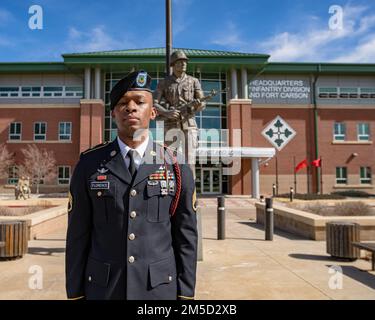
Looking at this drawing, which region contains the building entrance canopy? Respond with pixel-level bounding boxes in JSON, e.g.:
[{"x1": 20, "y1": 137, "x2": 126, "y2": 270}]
[{"x1": 197, "y1": 147, "x2": 275, "y2": 198}]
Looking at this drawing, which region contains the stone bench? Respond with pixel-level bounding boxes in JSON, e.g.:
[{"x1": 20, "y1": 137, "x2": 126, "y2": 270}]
[{"x1": 352, "y1": 242, "x2": 375, "y2": 271}]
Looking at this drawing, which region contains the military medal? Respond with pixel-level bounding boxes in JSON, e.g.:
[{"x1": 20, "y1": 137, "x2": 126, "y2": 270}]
[
  {"x1": 160, "y1": 180, "x2": 168, "y2": 196},
  {"x1": 168, "y1": 180, "x2": 175, "y2": 193},
  {"x1": 96, "y1": 175, "x2": 107, "y2": 181},
  {"x1": 147, "y1": 180, "x2": 159, "y2": 186}
]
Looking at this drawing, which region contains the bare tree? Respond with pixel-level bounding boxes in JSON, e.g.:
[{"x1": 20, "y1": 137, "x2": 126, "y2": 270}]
[
  {"x1": 20, "y1": 144, "x2": 57, "y2": 194},
  {"x1": 0, "y1": 143, "x2": 14, "y2": 179}
]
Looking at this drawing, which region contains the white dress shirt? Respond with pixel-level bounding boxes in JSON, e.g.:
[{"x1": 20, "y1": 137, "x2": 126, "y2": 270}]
[{"x1": 117, "y1": 135, "x2": 149, "y2": 170}]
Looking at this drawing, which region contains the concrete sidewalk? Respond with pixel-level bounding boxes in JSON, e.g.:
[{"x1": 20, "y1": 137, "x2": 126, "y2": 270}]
[{"x1": 0, "y1": 201, "x2": 374, "y2": 300}]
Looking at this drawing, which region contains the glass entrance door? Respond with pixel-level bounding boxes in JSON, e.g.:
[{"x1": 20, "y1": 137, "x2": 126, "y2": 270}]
[{"x1": 200, "y1": 168, "x2": 222, "y2": 194}]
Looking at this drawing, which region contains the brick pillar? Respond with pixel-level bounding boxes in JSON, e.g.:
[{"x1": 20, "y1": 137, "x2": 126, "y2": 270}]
[
  {"x1": 227, "y1": 99, "x2": 252, "y2": 195},
  {"x1": 79, "y1": 99, "x2": 104, "y2": 153}
]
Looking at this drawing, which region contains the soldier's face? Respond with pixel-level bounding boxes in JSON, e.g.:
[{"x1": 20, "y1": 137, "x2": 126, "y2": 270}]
[
  {"x1": 173, "y1": 60, "x2": 187, "y2": 73},
  {"x1": 112, "y1": 91, "x2": 156, "y2": 138}
]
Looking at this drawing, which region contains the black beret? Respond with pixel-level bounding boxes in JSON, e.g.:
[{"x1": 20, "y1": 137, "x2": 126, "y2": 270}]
[{"x1": 110, "y1": 70, "x2": 152, "y2": 110}]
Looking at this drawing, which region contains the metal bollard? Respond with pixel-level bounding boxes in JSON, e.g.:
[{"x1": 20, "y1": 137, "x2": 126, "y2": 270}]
[
  {"x1": 265, "y1": 197, "x2": 274, "y2": 241},
  {"x1": 272, "y1": 184, "x2": 276, "y2": 197},
  {"x1": 290, "y1": 187, "x2": 294, "y2": 202},
  {"x1": 217, "y1": 196, "x2": 225, "y2": 240}
]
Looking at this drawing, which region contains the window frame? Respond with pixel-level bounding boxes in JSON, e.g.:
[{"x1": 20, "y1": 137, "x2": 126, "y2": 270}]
[
  {"x1": 7, "y1": 166, "x2": 19, "y2": 185},
  {"x1": 333, "y1": 122, "x2": 346, "y2": 141},
  {"x1": 357, "y1": 123, "x2": 370, "y2": 141},
  {"x1": 58, "y1": 166, "x2": 71, "y2": 185},
  {"x1": 360, "y1": 167, "x2": 372, "y2": 184},
  {"x1": 34, "y1": 121, "x2": 47, "y2": 141},
  {"x1": 336, "y1": 167, "x2": 348, "y2": 184},
  {"x1": 58, "y1": 122, "x2": 72, "y2": 141},
  {"x1": 9, "y1": 122, "x2": 22, "y2": 140}
]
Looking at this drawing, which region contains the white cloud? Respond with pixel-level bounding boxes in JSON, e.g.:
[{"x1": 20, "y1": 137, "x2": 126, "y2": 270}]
[
  {"x1": 210, "y1": 21, "x2": 248, "y2": 49},
  {"x1": 209, "y1": 3, "x2": 375, "y2": 62},
  {"x1": 259, "y1": 4, "x2": 375, "y2": 62},
  {"x1": 65, "y1": 26, "x2": 135, "y2": 53},
  {"x1": 332, "y1": 34, "x2": 375, "y2": 62},
  {"x1": 171, "y1": 0, "x2": 194, "y2": 36}
]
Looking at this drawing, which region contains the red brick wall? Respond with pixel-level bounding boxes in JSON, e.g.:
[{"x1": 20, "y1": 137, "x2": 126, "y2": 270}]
[
  {"x1": 317, "y1": 109, "x2": 375, "y2": 191},
  {"x1": 0, "y1": 107, "x2": 81, "y2": 168},
  {"x1": 0, "y1": 100, "x2": 104, "y2": 189}
]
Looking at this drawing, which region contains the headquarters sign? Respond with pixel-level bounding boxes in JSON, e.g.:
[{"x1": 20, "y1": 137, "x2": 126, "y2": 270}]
[{"x1": 249, "y1": 78, "x2": 311, "y2": 104}]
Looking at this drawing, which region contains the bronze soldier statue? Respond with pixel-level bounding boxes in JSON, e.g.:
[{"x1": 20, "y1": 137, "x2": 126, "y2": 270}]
[{"x1": 154, "y1": 50, "x2": 215, "y2": 178}]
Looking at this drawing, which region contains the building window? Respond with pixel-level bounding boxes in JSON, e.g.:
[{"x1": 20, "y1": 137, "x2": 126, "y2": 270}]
[
  {"x1": 59, "y1": 122, "x2": 72, "y2": 140},
  {"x1": 8, "y1": 166, "x2": 19, "y2": 185},
  {"x1": 318, "y1": 87, "x2": 338, "y2": 99},
  {"x1": 43, "y1": 86, "x2": 63, "y2": 97},
  {"x1": 0, "y1": 86, "x2": 19, "y2": 97},
  {"x1": 360, "y1": 167, "x2": 372, "y2": 184},
  {"x1": 360, "y1": 88, "x2": 375, "y2": 99},
  {"x1": 339, "y1": 87, "x2": 358, "y2": 99},
  {"x1": 334, "y1": 122, "x2": 346, "y2": 141},
  {"x1": 65, "y1": 86, "x2": 83, "y2": 97},
  {"x1": 34, "y1": 122, "x2": 47, "y2": 140},
  {"x1": 357, "y1": 123, "x2": 370, "y2": 141},
  {"x1": 58, "y1": 166, "x2": 70, "y2": 185},
  {"x1": 9, "y1": 122, "x2": 22, "y2": 140},
  {"x1": 336, "y1": 167, "x2": 347, "y2": 184},
  {"x1": 21, "y1": 86, "x2": 41, "y2": 97}
]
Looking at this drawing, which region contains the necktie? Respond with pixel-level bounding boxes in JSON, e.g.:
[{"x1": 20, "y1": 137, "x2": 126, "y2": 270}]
[{"x1": 127, "y1": 149, "x2": 137, "y2": 177}]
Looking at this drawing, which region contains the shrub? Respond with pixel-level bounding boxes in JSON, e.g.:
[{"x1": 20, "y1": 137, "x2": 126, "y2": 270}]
[
  {"x1": 333, "y1": 201, "x2": 373, "y2": 216},
  {"x1": 332, "y1": 190, "x2": 374, "y2": 198},
  {"x1": 0, "y1": 206, "x2": 13, "y2": 216},
  {"x1": 277, "y1": 193, "x2": 345, "y2": 200}
]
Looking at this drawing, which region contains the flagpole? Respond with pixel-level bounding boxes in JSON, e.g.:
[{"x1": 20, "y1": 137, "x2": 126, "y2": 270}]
[
  {"x1": 293, "y1": 156, "x2": 297, "y2": 194},
  {"x1": 307, "y1": 160, "x2": 310, "y2": 194},
  {"x1": 166, "y1": 0, "x2": 172, "y2": 76},
  {"x1": 275, "y1": 155, "x2": 279, "y2": 196},
  {"x1": 320, "y1": 157, "x2": 323, "y2": 194}
]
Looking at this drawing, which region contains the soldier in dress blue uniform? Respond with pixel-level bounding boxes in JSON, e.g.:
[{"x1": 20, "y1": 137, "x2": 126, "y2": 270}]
[{"x1": 65, "y1": 70, "x2": 198, "y2": 300}]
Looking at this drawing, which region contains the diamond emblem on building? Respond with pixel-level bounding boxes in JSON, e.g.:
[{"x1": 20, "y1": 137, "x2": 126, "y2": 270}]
[{"x1": 261, "y1": 116, "x2": 296, "y2": 151}]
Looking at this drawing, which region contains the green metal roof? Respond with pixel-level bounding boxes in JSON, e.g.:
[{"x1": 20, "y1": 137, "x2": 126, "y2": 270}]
[
  {"x1": 264, "y1": 62, "x2": 375, "y2": 74},
  {"x1": 0, "y1": 62, "x2": 67, "y2": 73},
  {"x1": 62, "y1": 47, "x2": 268, "y2": 58},
  {"x1": 1, "y1": 48, "x2": 374, "y2": 75},
  {"x1": 62, "y1": 47, "x2": 270, "y2": 73}
]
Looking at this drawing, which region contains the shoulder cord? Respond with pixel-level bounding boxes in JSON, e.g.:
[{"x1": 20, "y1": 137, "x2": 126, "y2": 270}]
[{"x1": 163, "y1": 146, "x2": 182, "y2": 217}]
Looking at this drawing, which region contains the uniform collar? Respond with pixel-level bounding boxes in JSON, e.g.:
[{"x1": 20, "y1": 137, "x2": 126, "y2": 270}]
[
  {"x1": 117, "y1": 135, "x2": 149, "y2": 160},
  {"x1": 171, "y1": 73, "x2": 187, "y2": 83}
]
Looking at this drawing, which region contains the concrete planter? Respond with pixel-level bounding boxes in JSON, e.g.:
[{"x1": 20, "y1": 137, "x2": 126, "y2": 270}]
[
  {"x1": 0, "y1": 199, "x2": 68, "y2": 240},
  {"x1": 255, "y1": 202, "x2": 375, "y2": 240}
]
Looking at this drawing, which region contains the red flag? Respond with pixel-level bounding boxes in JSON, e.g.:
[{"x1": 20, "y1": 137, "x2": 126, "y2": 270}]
[
  {"x1": 295, "y1": 159, "x2": 308, "y2": 172},
  {"x1": 311, "y1": 158, "x2": 321, "y2": 167}
]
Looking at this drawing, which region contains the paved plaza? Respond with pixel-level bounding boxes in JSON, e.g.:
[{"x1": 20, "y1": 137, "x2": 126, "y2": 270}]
[{"x1": 0, "y1": 197, "x2": 374, "y2": 300}]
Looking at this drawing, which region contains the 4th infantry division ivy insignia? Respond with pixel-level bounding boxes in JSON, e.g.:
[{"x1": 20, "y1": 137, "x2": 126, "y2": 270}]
[{"x1": 68, "y1": 191, "x2": 73, "y2": 213}]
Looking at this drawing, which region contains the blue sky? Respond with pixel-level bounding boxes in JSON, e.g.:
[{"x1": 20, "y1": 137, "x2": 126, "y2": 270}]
[{"x1": 0, "y1": 0, "x2": 375, "y2": 62}]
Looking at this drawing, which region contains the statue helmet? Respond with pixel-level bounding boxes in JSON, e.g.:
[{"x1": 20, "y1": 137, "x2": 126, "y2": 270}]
[{"x1": 170, "y1": 50, "x2": 189, "y2": 66}]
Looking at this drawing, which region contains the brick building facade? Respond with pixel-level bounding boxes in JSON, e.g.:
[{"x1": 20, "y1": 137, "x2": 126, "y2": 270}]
[{"x1": 0, "y1": 48, "x2": 374, "y2": 196}]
